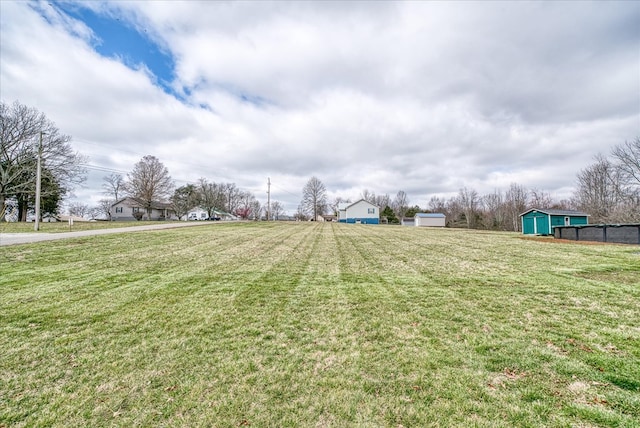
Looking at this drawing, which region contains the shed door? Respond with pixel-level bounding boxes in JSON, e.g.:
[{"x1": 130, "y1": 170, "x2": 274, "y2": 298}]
[
  {"x1": 535, "y1": 215, "x2": 549, "y2": 235},
  {"x1": 523, "y1": 217, "x2": 535, "y2": 234}
]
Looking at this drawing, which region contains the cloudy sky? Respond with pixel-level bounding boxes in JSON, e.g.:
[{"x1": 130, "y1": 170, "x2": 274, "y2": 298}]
[{"x1": 1, "y1": 1, "x2": 639, "y2": 213}]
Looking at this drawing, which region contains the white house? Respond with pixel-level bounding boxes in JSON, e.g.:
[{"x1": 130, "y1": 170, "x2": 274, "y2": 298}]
[
  {"x1": 110, "y1": 197, "x2": 178, "y2": 221},
  {"x1": 415, "y1": 213, "x2": 446, "y2": 227},
  {"x1": 187, "y1": 207, "x2": 209, "y2": 221},
  {"x1": 338, "y1": 199, "x2": 380, "y2": 224},
  {"x1": 187, "y1": 207, "x2": 236, "y2": 221}
]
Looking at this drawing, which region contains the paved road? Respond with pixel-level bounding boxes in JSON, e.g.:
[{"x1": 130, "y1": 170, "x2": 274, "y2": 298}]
[{"x1": 0, "y1": 221, "x2": 216, "y2": 246}]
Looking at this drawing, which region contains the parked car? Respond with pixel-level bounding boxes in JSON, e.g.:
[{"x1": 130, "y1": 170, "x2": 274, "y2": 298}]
[{"x1": 209, "y1": 216, "x2": 221, "y2": 221}]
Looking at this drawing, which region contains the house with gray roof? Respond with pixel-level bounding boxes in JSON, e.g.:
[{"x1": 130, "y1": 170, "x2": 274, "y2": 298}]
[{"x1": 520, "y1": 208, "x2": 589, "y2": 235}]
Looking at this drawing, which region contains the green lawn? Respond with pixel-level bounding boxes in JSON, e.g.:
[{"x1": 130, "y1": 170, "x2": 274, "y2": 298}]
[
  {"x1": 0, "y1": 220, "x2": 177, "y2": 234},
  {"x1": 1, "y1": 222, "x2": 638, "y2": 427}
]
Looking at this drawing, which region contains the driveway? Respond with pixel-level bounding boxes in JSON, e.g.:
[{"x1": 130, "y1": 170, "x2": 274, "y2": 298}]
[{"x1": 0, "y1": 221, "x2": 216, "y2": 247}]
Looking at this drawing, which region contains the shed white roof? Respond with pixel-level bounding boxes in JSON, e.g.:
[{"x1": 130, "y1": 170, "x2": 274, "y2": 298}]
[
  {"x1": 520, "y1": 208, "x2": 589, "y2": 217},
  {"x1": 415, "y1": 213, "x2": 445, "y2": 218}
]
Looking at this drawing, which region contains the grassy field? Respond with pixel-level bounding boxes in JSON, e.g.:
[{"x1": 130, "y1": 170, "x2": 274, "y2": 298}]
[
  {"x1": 0, "y1": 220, "x2": 178, "y2": 234},
  {"x1": 0, "y1": 222, "x2": 638, "y2": 427}
]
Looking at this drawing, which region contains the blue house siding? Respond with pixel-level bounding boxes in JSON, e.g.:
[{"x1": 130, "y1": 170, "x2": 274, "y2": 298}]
[{"x1": 340, "y1": 218, "x2": 380, "y2": 224}]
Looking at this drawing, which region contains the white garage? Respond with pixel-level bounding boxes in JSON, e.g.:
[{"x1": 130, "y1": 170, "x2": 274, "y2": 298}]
[{"x1": 415, "y1": 213, "x2": 446, "y2": 227}]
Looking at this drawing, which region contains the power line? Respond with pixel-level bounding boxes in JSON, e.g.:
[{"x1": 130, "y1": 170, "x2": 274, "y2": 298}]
[
  {"x1": 271, "y1": 183, "x2": 299, "y2": 198},
  {"x1": 80, "y1": 163, "x2": 128, "y2": 174}
]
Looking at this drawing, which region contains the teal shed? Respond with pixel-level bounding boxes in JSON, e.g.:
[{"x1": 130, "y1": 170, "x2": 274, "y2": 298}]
[{"x1": 520, "y1": 209, "x2": 589, "y2": 235}]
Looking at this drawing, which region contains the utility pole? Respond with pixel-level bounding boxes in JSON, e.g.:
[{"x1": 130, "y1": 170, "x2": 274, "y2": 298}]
[
  {"x1": 267, "y1": 177, "x2": 271, "y2": 221},
  {"x1": 34, "y1": 131, "x2": 44, "y2": 231}
]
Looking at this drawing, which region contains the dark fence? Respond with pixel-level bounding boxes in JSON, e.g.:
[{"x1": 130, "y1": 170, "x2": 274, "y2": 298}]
[{"x1": 554, "y1": 224, "x2": 640, "y2": 245}]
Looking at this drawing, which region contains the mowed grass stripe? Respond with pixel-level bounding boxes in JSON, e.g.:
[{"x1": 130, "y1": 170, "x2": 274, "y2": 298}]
[{"x1": 0, "y1": 222, "x2": 638, "y2": 427}]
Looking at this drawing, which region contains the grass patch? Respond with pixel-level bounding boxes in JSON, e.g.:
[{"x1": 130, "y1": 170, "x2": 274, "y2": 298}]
[
  {"x1": 0, "y1": 220, "x2": 179, "y2": 234},
  {"x1": 1, "y1": 223, "x2": 638, "y2": 427}
]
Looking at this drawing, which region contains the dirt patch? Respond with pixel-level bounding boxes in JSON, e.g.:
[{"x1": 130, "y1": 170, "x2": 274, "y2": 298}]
[{"x1": 568, "y1": 381, "x2": 590, "y2": 393}]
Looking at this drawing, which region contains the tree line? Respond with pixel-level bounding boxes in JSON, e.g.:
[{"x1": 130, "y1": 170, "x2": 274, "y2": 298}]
[
  {"x1": 298, "y1": 176, "x2": 538, "y2": 230},
  {"x1": 0, "y1": 101, "x2": 273, "y2": 222},
  {"x1": 96, "y1": 156, "x2": 277, "y2": 221}
]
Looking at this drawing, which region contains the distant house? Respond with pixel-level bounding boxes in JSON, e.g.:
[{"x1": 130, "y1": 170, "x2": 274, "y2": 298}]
[
  {"x1": 187, "y1": 207, "x2": 235, "y2": 221},
  {"x1": 58, "y1": 215, "x2": 88, "y2": 223},
  {"x1": 215, "y1": 210, "x2": 236, "y2": 221},
  {"x1": 187, "y1": 207, "x2": 209, "y2": 221},
  {"x1": 415, "y1": 213, "x2": 446, "y2": 227},
  {"x1": 338, "y1": 199, "x2": 380, "y2": 224},
  {"x1": 110, "y1": 197, "x2": 177, "y2": 221},
  {"x1": 520, "y1": 208, "x2": 589, "y2": 235}
]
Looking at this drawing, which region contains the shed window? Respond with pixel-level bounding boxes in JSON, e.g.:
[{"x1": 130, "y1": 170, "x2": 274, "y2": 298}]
[
  {"x1": 367, "y1": 208, "x2": 375, "y2": 214},
  {"x1": 132, "y1": 207, "x2": 140, "y2": 213},
  {"x1": 115, "y1": 207, "x2": 123, "y2": 213}
]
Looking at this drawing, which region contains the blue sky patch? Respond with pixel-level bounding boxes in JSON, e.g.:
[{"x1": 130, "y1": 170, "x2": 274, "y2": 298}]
[{"x1": 50, "y1": 2, "x2": 177, "y2": 96}]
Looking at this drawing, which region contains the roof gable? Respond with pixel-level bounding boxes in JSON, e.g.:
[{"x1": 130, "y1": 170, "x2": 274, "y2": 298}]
[{"x1": 346, "y1": 199, "x2": 379, "y2": 210}]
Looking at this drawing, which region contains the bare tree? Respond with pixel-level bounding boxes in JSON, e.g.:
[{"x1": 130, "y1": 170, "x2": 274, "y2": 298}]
[
  {"x1": 295, "y1": 204, "x2": 309, "y2": 221},
  {"x1": 374, "y1": 193, "x2": 390, "y2": 211},
  {"x1": 458, "y1": 187, "x2": 479, "y2": 228},
  {"x1": 573, "y1": 154, "x2": 625, "y2": 222},
  {"x1": 88, "y1": 206, "x2": 102, "y2": 220},
  {"x1": 68, "y1": 202, "x2": 90, "y2": 218},
  {"x1": 392, "y1": 190, "x2": 409, "y2": 220},
  {"x1": 250, "y1": 199, "x2": 262, "y2": 221},
  {"x1": 360, "y1": 189, "x2": 375, "y2": 204},
  {"x1": 551, "y1": 199, "x2": 575, "y2": 210},
  {"x1": 505, "y1": 183, "x2": 528, "y2": 232},
  {"x1": 198, "y1": 178, "x2": 227, "y2": 218},
  {"x1": 222, "y1": 182, "x2": 242, "y2": 214},
  {"x1": 446, "y1": 196, "x2": 463, "y2": 227},
  {"x1": 232, "y1": 191, "x2": 255, "y2": 219},
  {"x1": 0, "y1": 100, "x2": 86, "y2": 221},
  {"x1": 301, "y1": 176, "x2": 327, "y2": 220},
  {"x1": 270, "y1": 201, "x2": 285, "y2": 220},
  {"x1": 529, "y1": 188, "x2": 553, "y2": 209},
  {"x1": 428, "y1": 196, "x2": 447, "y2": 213},
  {"x1": 125, "y1": 155, "x2": 173, "y2": 219},
  {"x1": 612, "y1": 137, "x2": 640, "y2": 187},
  {"x1": 102, "y1": 173, "x2": 125, "y2": 201},
  {"x1": 96, "y1": 198, "x2": 113, "y2": 221},
  {"x1": 611, "y1": 138, "x2": 640, "y2": 220},
  {"x1": 482, "y1": 190, "x2": 505, "y2": 230}
]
